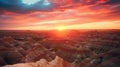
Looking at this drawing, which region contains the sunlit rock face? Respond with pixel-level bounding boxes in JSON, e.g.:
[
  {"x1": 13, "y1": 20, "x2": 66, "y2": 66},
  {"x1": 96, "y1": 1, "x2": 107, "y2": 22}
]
[{"x1": 4, "y1": 56, "x2": 74, "y2": 67}]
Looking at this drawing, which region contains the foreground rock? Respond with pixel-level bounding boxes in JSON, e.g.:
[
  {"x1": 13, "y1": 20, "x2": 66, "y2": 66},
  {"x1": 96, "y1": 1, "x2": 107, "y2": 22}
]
[{"x1": 4, "y1": 56, "x2": 74, "y2": 67}]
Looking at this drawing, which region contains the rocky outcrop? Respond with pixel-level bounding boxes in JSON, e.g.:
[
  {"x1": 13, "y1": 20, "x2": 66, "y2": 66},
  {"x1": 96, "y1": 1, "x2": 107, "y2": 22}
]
[{"x1": 4, "y1": 56, "x2": 74, "y2": 67}]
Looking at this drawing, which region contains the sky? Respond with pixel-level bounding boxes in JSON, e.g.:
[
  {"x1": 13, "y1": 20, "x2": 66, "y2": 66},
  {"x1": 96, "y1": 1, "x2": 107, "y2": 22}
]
[{"x1": 0, "y1": 0, "x2": 120, "y2": 30}]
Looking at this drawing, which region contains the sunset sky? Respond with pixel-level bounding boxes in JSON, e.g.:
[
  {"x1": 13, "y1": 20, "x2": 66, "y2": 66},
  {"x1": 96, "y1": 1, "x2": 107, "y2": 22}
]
[{"x1": 0, "y1": 0, "x2": 120, "y2": 30}]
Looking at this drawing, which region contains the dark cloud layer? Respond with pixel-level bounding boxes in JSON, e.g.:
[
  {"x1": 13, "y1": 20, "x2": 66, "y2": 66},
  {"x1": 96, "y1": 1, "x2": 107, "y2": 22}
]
[
  {"x1": 0, "y1": 0, "x2": 120, "y2": 14},
  {"x1": 104, "y1": 0, "x2": 120, "y2": 4},
  {"x1": 0, "y1": 0, "x2": 53, "y2": 13},
  {"x1": 0, "y1": 0, "x2": 24, "y2": 13}
]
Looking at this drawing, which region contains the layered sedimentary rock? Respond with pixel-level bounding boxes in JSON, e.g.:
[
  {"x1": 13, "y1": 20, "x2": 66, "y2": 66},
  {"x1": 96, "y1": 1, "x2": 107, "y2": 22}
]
[{"x1": 25, "y1": 45, "x2": 56, "y2": 62}]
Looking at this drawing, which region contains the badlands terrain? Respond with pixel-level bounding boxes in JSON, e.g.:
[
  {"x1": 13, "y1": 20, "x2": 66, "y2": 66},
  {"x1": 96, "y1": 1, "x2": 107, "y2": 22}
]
[{"x1": 0, "y1": 30, "x2": 120, "y2": 67}]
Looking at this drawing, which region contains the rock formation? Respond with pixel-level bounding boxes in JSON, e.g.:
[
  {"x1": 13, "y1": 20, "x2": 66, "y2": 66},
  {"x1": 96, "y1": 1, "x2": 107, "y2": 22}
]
[{"x1": 4, "y1": 56, "x2": 74, "y2": 67}]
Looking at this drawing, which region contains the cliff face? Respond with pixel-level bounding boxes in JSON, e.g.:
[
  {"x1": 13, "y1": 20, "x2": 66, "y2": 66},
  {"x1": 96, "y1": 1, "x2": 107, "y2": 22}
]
[{"x1": 4, "y1": 56, "x2": 74, "y2": 67}]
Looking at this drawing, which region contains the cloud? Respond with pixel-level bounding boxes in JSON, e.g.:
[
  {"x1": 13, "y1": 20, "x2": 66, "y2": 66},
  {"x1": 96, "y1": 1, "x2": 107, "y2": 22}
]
[
  {"x1": 0, "y1": 0, "x2": 120, "y2": 30},
  {"x1": 104, "y1": 0, "x2": 120, "y2": 4},
  {"x1": 0, "y1": 0, "x2": 53, "y2": 14},
  {"x1": 0, "y1": 0, "x2": 119, "y2": 14}
]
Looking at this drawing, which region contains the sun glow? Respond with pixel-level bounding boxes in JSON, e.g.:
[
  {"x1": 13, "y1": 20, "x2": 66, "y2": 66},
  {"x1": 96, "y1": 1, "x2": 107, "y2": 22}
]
[
  {"x1": 56, "y1": 26, "x2": 67, "y2": 31},
  {"x1": 52, "y1": 25, "x2": 69, "y2": 39}
]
